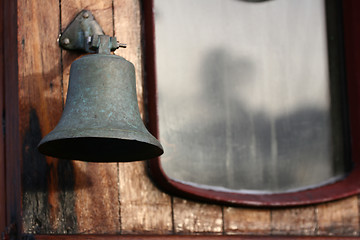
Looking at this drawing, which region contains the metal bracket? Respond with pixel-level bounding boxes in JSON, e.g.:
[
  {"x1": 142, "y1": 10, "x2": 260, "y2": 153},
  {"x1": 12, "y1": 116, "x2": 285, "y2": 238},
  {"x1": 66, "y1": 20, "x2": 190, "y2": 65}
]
[{"x1": 58, "y1": 10, "x2": 126, "y2": 53}]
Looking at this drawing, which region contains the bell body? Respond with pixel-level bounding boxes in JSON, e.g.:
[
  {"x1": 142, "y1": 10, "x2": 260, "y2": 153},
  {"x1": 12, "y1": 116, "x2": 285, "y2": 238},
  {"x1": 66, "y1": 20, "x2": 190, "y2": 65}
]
[{"x1": 38, "y1": 54, "x2": 163, "y2": 162}]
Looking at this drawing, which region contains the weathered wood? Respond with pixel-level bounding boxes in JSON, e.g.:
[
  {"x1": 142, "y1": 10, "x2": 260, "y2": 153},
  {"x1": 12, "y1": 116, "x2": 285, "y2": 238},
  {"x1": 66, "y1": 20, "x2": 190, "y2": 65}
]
[
  {"x1": 317, "y1": 196, "x2": 359, "y2": 236},
  {"x1": 71, "y1": 162, "x2": 120, "y2": 234},
  {"x1": 0, "y1": 0, "x2": 6, "y2": 232},
  {"x1": 271, "y1": 207, "x2": 316, "y2": 235},
  {"x1": 18, "y1": 0, "x2": 67, "y2": 234},
  {"x1": 119, "y1": 162, "x2": 172, "y2": 234},
  {"x1": 4, "y1": 0, "x2": 21, "y2": 235},
  {"x1": 114, "y1": 0, "x2": 172, "y2": 234},
  {"x1": 61, "y1": 0, "x2": 121, "y2": 234},
  {"x1": 31, "y1": 234, "x2": 360, "y2": 240},
  {"x1": 114, "y1": 0, "x2": 145, "y2": 118},
  {"x1": 223, "y1": 207, "x2": 271, "y2": 235},
  {"x1": 173, "y1": 198, "x2": 222, "y2": 234}
]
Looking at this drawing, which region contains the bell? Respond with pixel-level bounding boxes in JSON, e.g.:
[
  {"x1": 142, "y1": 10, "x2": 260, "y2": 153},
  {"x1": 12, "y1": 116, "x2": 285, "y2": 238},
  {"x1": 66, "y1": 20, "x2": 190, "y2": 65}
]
[{"x1": 38, "y1": 54, "x2": 163, "y2": 162}]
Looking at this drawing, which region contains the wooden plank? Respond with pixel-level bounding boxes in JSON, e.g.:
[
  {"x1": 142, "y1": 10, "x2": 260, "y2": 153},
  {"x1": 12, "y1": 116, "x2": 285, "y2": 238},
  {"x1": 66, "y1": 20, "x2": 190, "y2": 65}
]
[
  {"x1": 113, "y1": 0, "x2": 145, "y2": 118},
  {"x1": 317, "y1": 196, "x2": 359, "y2": 236},
  {"x1": 223, "y1": 207, "x2": 271, "y2": 235},
  {"x1": 173, "y1": 198, "x2": 223, "y2": 234},
  {"x1": 3, "y1": 0, "x2": 20, "y2": 235},
  {"x1": 114, "y1": 0, "x2": 172, "y2": 234},
  {"x1": 61, "y1": 0, "x2": 121, "y2": 234},
  {"x1": 31, "y1": 234, "x2": 360, "y2": 240},
  {"x1": 71, "y1": 162, "x2": 120, "y2": 234},
  {"x1": 118, "y1": 162, "x2": 172, "y2": 234},
  {"x1": 271, "y1": 207, "x2": 316, "y2": 235},
  {"x1": 0, "y1": 0, "x2": 6, "y2": 232},
  {"x1": 17, "y1": 0, "x2": 66, "y2": 234}
]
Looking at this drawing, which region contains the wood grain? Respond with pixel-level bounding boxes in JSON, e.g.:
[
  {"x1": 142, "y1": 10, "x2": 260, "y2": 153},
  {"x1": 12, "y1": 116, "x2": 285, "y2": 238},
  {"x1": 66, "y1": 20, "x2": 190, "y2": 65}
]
[
  {"x1": 271, "y1": 207, "x2": 316, "y2": 235},
  {"x1": 3, "y1": 0, "x2": 21, "y2": 235},
  {"x1": 173, "y1": 198, "x2": 223, "y2": 234},
  {"x1": 317, "y1": 196, "x2": 359, "y2": 236},
  {"x1": 31, "y1": 234, "x2": 360, "y2": 240},
  {"x1": 114, "y1": 0, "x2": 172, "y2": 234},
  {"x1": 224, "y1": 207, "x2": 271, "y2": 235},
  {"x1": 72, "y1": 162, "x2": 120, "y2": 234},
  {"x1": 114, "y1": 0, "x2": 145, "y2": 118},
  {"x1": 18, "y1": 0, "x2": 66, "y2": 234},
  {"x1": 0, "y1": 0, "x2": 6, "y2": 231},
  {"x1": 119, "y1": 162, "x2": 172, "y2": 234},
  {"x1": 60, "y1": 0, "x2": 121, "y2": 234}
]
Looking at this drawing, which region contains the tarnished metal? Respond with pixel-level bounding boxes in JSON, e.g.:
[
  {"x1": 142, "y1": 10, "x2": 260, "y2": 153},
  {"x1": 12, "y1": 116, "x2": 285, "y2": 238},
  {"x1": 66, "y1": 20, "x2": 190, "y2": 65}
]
[
  {"x1": 89, "y1": 34, "x2": 126, "y2": 53},
  {"x1": 38, "y1": 54, "x2": 164, "y2": 162},
  {"x1": 58, "y1": 10, "x2": 126, "y2": 53},
  {"x1": 39, "y1": 9, "x2": 163, "y2": 162}
]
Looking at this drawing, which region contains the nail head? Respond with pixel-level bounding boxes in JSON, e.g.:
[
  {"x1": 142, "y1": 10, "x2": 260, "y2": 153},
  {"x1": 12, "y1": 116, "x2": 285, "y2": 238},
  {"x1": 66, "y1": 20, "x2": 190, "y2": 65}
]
[{"x1": 63, "y1": 38, "x2": 70, "y2": 45}]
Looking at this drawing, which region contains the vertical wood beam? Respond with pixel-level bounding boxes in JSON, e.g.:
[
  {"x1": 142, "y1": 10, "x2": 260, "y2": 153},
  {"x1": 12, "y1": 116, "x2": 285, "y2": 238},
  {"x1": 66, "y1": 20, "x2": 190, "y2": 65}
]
[
  {"x1": 4, "y1": 0, "x2": 21, "y2": 236},
  {"x1": 0, "y1": 0, "x2": 6, "y2": 233},
  {"x1": 114, "y1": 0, "x2": 173, "y2": 234},
  {"x1": 18, "y1": 0, "x2": 64, "y2": 233},
  {"x1": 118, "y1": 161, "x2": 172, "y2": 234},
  {"x1": 342, "y1": 0, "x2": 360, "y2": 236}
]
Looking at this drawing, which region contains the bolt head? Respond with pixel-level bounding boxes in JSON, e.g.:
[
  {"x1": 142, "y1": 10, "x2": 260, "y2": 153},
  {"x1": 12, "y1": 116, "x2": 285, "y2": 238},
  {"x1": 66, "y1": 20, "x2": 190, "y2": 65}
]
[
  {"x1": 83, "y1": 12, "x2": 89, "y2": 18},
  {"x1": 63, "y1": 38, "x2": 70, "y2": 45}
]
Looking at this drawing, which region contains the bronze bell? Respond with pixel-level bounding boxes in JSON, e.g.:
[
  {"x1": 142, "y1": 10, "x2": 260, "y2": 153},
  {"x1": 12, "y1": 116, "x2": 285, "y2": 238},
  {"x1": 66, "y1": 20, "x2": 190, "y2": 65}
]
[{"x1": 38, "y1": 10, "x2": 163, "y2": 162}]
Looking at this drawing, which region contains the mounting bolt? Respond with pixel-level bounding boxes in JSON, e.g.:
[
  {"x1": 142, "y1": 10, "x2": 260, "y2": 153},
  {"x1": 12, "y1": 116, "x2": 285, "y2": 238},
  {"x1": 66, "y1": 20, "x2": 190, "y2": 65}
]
[
  {"x1": 83, "y1": 12, "x2": 89, "y2": 18},
  {"x1": 63, "y1": 38, "x2": 70, "y2": 45},
  {"x1": 117, "y1": 42, "x2": 127, "y2": 48}
]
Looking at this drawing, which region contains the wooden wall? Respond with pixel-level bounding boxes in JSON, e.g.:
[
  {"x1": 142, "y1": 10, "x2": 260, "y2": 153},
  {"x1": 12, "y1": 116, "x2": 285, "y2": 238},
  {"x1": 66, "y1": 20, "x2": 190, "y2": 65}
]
[
  {"x1": 16, "y1": 0, "x2": 360, "y2": 237},
  {"x1": 0, "y1": 0, "x2": 6, "y2": 233}
]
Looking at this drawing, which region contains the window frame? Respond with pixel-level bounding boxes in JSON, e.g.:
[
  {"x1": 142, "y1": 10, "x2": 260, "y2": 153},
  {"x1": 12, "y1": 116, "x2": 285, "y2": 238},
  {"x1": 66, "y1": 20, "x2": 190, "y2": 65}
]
[{"x1": 144, "y1": 0, "x2": 360, "y2": 207}]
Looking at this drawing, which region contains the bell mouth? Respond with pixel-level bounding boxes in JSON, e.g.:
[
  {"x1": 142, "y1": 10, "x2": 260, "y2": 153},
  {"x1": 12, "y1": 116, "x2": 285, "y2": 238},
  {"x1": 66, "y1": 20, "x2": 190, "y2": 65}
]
[{"x1": 38, "y1": 137, "x2": 164, "y2": 162}]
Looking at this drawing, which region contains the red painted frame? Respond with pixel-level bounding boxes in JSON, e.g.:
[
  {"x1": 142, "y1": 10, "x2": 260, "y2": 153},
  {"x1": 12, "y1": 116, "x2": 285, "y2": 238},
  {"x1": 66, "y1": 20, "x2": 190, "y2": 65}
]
[{"x1": 145, "y1": 0, "x2": 360, "y2": 206}]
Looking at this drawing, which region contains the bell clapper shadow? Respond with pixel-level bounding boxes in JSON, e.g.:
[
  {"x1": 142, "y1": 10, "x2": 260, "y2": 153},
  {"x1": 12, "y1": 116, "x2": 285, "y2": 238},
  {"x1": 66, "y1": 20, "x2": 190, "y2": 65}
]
[{"x1": 38, "y1": 10, "x2": 163, "y2": 162}]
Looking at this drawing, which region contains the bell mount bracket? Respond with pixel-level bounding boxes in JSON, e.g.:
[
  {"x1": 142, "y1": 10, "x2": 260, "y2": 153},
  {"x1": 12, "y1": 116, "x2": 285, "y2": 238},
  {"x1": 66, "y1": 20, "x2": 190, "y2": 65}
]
[{"x1": 58, "y1": 10, "x2": 126, "y2": 54}]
